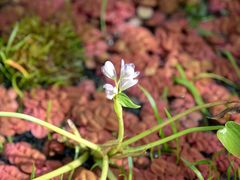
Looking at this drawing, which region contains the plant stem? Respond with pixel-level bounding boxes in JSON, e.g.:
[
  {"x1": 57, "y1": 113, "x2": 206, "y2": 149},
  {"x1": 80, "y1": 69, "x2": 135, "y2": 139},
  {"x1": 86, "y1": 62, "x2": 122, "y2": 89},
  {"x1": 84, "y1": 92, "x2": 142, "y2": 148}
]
[
  {"x1": 100, "y1": 0, "x2": 108, "y2": 32},
  {"x1": 114, "y1": 99, "x2": 124, "y2": 144},
  {"x1": 101, "y1": 155, "x2": 109, "y2": 180},
  {"x1": 33, "y1": 152, "x2": 89, "y2": 180},
  {"x1": 123, "y1": 126, "x2": 223, "y2": 154},
  {"x1": 0, "y1": 112, "x2": 101, "y2": 152},
  {"x1": 121, "y1": 101, "x2": 226, "y2": 147},
  {"x1": 107, "y1": 168, "x2": 117, "y2": 180}
]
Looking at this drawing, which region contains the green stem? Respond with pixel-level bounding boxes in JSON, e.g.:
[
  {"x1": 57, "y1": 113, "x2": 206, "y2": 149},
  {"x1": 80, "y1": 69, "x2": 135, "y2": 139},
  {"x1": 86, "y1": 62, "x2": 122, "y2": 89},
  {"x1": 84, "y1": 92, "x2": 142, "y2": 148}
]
[
  {"x1": 33, "y1": 152, "x2": 89, "y2": 180},
  {"x1": 0, "y1": 112, "x2": 101, "y2": 152},
  {"x1": 100, "y1": 155, "x2": 109, "y2": 180},
  {"x1": 123, "y1": 126, "x2": 223, "y2": 154},
  {"x1": 114, "y1": 99, "x2": 124, "y2": 143},
  {"x1": 121, "y1": 101, "x2": 226, "y2": 147},
  {"x1": 100, "y1": 0, "x2": 108, "y2": 32}
]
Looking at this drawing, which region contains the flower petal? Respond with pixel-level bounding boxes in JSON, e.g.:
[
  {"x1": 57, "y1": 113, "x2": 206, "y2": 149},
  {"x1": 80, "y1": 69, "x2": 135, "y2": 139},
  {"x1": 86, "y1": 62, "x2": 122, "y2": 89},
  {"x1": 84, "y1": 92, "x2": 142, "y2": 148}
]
[
  {"x1": 119, "y1": 79, "x2": 138, "y2": 91},
  {"x1": 102, "y1": 61, "x2": 116, "y2": 80},
  {"x1": 120, "y1": 59, "x2": 139, "y2": 80},
  {"x1": 103, "y1": 84, "x2": 117, "y2": 100}
]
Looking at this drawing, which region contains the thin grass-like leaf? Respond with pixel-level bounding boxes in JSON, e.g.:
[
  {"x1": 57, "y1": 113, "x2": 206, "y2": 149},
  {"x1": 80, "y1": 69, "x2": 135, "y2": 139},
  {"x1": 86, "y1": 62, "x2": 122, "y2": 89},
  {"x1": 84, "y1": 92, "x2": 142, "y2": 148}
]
[
  {"x1": 5, "y1": 59, "x2": 29, "y2": 78},
  {"x1": 175, "y1": 64, "x2": 208, "y2": 116},
  {"x1": 182, "y1": 158, "x2": 204, "y2": 180},
  {"x1": 139, "y1": 85, "x2": 165, "y2": 138},
  {"x1": 139, "y1": 85, "x2": 168, "y2": 150},
  {"x1": 30, "y1": 163, "x2": 36, "y2": 180},
  {"x1": 223, "y1": 51, "x2": 240, "y2": 80},
  {"x1": 100, "y1": 0, "x2": 108, "y2": 32},
  {"x1": 6, "y1": 23, "x2": 19, "y2": 54},
  {"x1": 164, "y1": 108, "x2": 180, "y2": 163},
  {"x1": 11, "y1": 74, "x2": 23, "y2": 97},
  {"x1": 194, "y1": 72, "x2": 238, "y2": 89},
  {"x1": 128, "y1": 157, "x2": 133, "y2": 180}
]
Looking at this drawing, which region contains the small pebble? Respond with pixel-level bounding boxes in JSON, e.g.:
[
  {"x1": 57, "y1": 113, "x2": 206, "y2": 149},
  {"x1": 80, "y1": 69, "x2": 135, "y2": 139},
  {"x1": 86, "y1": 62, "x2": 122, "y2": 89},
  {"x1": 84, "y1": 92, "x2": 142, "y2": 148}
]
[
  {"x1": 127, "y1": 17, "x2": 142, "y2": 27},
  {"x1": 137, "y1": 6, "x2": 154, "y2": 20}
]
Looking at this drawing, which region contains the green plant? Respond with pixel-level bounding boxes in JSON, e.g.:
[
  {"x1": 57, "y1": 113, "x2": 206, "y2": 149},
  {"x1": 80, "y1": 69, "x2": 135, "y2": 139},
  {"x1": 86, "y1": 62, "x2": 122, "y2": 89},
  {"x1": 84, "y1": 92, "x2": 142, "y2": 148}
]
[
  {"x1": 223, "y1": 51, "x2": 240, "y2": 80},
  {"x1": 0, "y1": 60, "x2": 239, "y2": 179},
  {"x1": 0, "y1": 16, "x2": 84, "y2": 94},
  {"x1": 175, "y1": 63, "x2": 208, "y2": 116},
  {"x1": 184, "y1": 0, "x2": 214, "y2": 28}
]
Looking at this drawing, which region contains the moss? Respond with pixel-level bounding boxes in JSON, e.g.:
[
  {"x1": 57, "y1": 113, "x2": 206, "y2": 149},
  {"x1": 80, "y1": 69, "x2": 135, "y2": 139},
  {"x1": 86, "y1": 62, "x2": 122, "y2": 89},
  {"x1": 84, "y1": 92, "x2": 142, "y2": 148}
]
[{"x1": 0, "y1": 16, "x2": 85, "y2": 91}]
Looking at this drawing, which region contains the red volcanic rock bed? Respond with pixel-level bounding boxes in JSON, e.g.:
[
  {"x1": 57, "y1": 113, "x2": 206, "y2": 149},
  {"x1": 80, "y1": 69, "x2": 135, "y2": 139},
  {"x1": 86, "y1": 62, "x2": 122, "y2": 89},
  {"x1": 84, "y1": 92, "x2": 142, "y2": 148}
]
[{"x1": 0, "y1": 0, "x2": 240, "y2": 179}]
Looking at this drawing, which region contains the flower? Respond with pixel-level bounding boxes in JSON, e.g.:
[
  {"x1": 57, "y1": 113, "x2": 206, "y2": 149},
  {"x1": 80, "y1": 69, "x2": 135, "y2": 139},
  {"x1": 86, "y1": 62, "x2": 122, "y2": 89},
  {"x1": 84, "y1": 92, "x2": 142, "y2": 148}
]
[
  {"x1": 102, "y1": 59, "x2": 139, "y2": 100},
  {"x1": 119, "y1": 78, "x2": 138, "y2": 91},
  {"x1": 101, "y1": 61, "x2": 116, "y2": 80},
  {"x1": 120, "y1": 60, "x2": 140, "y2": 80},
  {"x1": 103, "y1": 84, "x2": 117, "y2": 100}
]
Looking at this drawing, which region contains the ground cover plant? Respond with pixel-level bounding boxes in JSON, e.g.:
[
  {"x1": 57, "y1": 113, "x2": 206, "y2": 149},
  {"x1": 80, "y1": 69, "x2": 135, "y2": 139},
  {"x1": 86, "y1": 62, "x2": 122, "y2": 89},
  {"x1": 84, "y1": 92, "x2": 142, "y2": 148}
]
[{"x1": 0, "y1": 0, "x2": 240, "y2": 179}]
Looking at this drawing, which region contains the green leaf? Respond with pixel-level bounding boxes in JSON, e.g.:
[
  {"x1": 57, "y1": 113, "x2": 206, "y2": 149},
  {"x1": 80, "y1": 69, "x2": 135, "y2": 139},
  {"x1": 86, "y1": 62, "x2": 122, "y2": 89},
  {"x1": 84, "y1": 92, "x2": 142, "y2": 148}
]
[
  {"x1": 182, "y1": 158, "x2": 204, "y2": 180},
  {"x1": 217, "y1": 121, "x2": 240, "y2": 158},
  {"x1": 116, "y1": 93, "x2": 140, "y2": 109},
  {"x1": 139, "y1": 85, "x2": 166, "y2": 142}
]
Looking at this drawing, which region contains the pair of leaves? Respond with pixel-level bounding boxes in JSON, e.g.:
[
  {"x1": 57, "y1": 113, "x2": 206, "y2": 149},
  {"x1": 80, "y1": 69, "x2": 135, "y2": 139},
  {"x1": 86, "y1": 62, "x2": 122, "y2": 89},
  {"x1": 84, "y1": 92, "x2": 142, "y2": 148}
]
[{"x1": 116, "y1": 93, "x2": 140, "y2": 109}]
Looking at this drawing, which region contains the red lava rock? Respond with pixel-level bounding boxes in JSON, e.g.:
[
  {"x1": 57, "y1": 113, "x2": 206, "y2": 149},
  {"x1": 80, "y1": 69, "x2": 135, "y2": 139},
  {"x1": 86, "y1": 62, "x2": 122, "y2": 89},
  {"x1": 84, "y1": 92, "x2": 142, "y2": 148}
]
[
  {"x1": 72, "y1": 91, "x2": 140, "y2": 144},
  {"x1": 185, "y1": 132, "x2": 224, "y2": 154},
  {"x1": 1, "y1": 0, "x2": 240, "y2": 178},
  {"x1": 137, "y1": 0, "x2": 158, "y2": 7},
  {"x1": 195, "y1": 79, "x2": 239, "y2": 123},
  {"x1": 113, "y1": 26, "x2": 159, "y2": 55},
  {"x1": 23, "y1": 86, "x2": 71, "y2": 138},
  {"x1": 134, "y1": 156, "x2": 150, "y2": 169},
  {"x1": 158, "y1": 0, "x2": 180, "y2": 14},
  {"x1": 0, "y1": 86, "x2": 29, "y2": 136},
  {"x1": 181, "y1": 144, "x2": 214, "y2": 178},
  {"x1": 0, "y1": 164, "x2": 29, "y2": 180},
  {"x1": 73, "y1": 0, "x2": 134, "y2": 25},
  {"x1": 3, "y1": 142, "x2": 46, "y2": 173},
  {"x1": 64, "y1": 80, "x2": 96, "y2": 106},
  {"x1": 0, "y1": 4, "x2": 24, "y2": 32},
  {"x1": 208, "y1": 0, "x2": 226, "y2": 13},
  {"x1": 73, "y1": 167, "x2": 98, "y2": 180},
  {"x1": 127, "y1": 68, "x2": 173, "y2": 103},
  {"x1": 72, "y1": 92, "x2": 117, "y2": 132},
  {"x1": 150, "y1": 156, "x2": 184, "y2": 179},
  {"x1": 34, "y1": 160, "x2": 62, "y2": 177},
  {"x1": 145, "y1": 11, "x2": 165, "y2": 27},
  {"x1": 212, "y1": 57, "x2": 239, "y2": 82},
  {"x1": 169, "y1": 92, "x2": 202, "y2": 128},
  {"x1": 43, "y1": 140, "x2": 65, "y2": 157},
  {"x1": 73, "y1": 23, "x2": 108, "y2": 68},
  {"x1": 215, "y1": 152, "x2": 240, "y2": 174},
  {"x1": 22, "y1": 0, "x2": 65, "y2": 19}
]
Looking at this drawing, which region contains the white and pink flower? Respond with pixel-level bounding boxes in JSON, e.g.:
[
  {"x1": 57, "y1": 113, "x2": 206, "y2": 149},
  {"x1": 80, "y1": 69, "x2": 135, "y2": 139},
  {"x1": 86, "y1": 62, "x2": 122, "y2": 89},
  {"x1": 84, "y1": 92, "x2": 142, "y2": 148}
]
[{"x1": 102, "y1": 60, "x2": 139, "y2": 99}]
